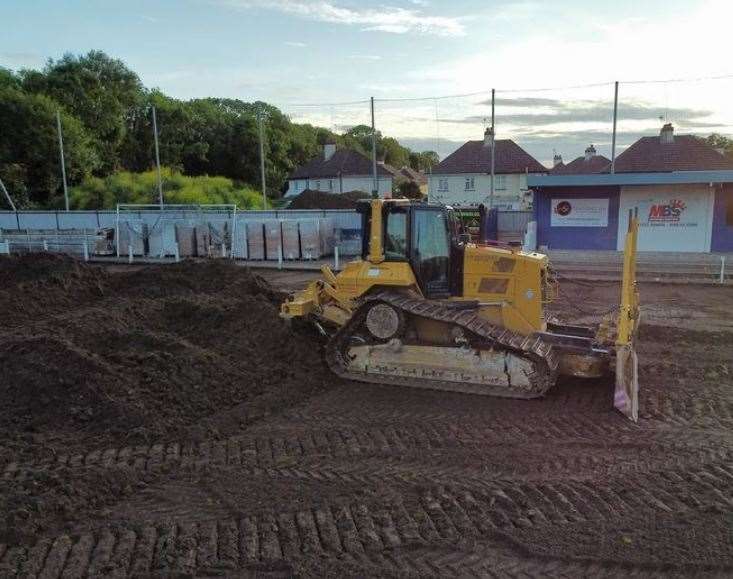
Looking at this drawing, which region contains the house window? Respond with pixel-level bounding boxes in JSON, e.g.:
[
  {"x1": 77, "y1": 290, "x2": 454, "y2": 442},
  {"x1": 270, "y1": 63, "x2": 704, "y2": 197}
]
[
  {"x1": 438, "y1": 179, "x2": 449, "y2": 192},
  {"x1": 465, "y1": 177, "x2": 475, "y2": 191},
  {"x1": 328, "y1": 180, "x2": 333, "y2": 192},
  {"x1": 495, "y1": 175, "x2": 507, "y2": 191},
  {"x1": 315, "y1": 180, "x2": 321, "y2": 190}
]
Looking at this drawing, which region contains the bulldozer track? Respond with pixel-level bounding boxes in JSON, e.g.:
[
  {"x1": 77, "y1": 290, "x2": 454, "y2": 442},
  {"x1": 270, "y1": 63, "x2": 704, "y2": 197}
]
[
  {"x1": 2, "y1": 465, "x2": 731, "y2": 578},
  {"x1": 325, "y1": 291, "x2": 560, "y2": 399},
  {"x1": 275, "y1": 376, "x2": 733, "y2": 431},
  {"x1": 112, "y1": 455, "x2": 733, "y2": 526},
  {"x1": 5, "y1": 419, "x2": 730, "y2": 481}
]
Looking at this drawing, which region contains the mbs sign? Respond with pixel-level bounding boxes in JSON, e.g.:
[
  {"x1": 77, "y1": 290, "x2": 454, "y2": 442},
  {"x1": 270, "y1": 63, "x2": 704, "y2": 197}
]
[{"x1": 648, "y1": 199, "x2": 687, "y2": 222}]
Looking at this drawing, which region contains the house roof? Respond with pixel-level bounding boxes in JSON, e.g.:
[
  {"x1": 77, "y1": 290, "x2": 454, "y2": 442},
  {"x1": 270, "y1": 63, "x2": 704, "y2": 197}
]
[
  {"x1": 290, "y1": 149, "x2": 393, "y2": 179},
  {"x1": 400, "y1": 166, "x2": 427, "y2": 184},
  {"x1": 614, "y1": 134, "x2": 733, "y2": 172},
  {"x1": 432, "y1": 139, "x2": 546, "y2": 175},
  {"x1": 550, "y1": 154, "x2": 611, "y2": 175},
  {"x1": 379, "y1": 162, "x2": 403, "y2": 178}
]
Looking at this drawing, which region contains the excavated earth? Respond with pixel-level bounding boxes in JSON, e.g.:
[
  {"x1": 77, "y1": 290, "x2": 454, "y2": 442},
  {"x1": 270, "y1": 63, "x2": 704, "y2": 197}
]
[{"x1": 0, "y1": 256, "x2": 731, "y2": 578}]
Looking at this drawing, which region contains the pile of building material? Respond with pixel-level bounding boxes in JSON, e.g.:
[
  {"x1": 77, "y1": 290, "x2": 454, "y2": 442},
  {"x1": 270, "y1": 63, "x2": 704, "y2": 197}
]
[
  {"x1": 115, "y1": 220, "x2": 233, "y2": 259},
  {"x1": 241, "y1": 218, "x2": 336, "y2": 261},
  {"x1": 0, "y1": 228, "x2": 113, "y2": 257}
]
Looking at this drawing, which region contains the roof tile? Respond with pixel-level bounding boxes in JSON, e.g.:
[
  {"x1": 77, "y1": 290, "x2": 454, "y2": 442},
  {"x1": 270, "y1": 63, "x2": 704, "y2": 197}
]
[
  {"x1": 551, "y1": 155, "x2": 611, "y2": 175},
  {"x1": 290, "y1": 149, "x2": 392, "y2": 179},
  {"x1": 614, "y1": 135, "x2": 733, "y2": 172},
  {"x1": 432, "y1": 139, "x2": 546, "y2": 175}
]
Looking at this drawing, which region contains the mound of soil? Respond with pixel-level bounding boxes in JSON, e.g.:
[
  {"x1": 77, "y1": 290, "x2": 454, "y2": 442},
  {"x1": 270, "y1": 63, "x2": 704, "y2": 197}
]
[
  {"x1": 286, "y1": 189, "x2": 370, "y2": 209},
  {"x1": 0, "y1": 255, "x2": 330, "y2": 459}
]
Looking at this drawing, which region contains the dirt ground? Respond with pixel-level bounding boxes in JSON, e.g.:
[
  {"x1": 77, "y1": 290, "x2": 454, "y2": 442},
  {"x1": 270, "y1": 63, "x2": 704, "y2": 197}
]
[{"x1": 0, "y1": 257, "x2": 731, "y2": 578}]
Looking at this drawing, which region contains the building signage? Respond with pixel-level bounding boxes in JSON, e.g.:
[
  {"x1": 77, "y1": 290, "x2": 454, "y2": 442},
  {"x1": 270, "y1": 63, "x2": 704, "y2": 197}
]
[
  {"x1": 551, "y1": 198, "x2": 609, "y2": 227},
  {"x1": 618, "y1": 187, "x2": 713, "y2": 252}
]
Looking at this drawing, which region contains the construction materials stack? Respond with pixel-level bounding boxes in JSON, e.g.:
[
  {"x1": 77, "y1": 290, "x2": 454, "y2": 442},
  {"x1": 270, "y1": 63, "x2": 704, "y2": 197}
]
[
  {"x1": 281, "y1": 220, "x2": 301, "y2": 260},
  {"x1": 264, "y1": 220, "x2": 282, "y2": 261},
  {"x1": 246, "y1": 221, "x2": 266, "y2": 260},
  {"x1": 175, "y1": 224, "x2": 197, "y2": 257}
]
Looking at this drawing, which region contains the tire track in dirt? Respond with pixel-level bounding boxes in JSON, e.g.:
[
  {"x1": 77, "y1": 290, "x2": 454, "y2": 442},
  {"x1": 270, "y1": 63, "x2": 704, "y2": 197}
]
[{"x1": 2, "y1": 466, "x2": 731, "y2": 578}]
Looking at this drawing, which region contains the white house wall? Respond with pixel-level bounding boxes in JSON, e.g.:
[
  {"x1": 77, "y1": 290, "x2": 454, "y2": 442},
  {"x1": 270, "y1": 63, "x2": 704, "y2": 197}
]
[
  {"x1": 427, "y1": 173, "x2": 535, "y2": 209},
  {"x1": 287, "y1": 176, "x2": 392, "y2": 197}
]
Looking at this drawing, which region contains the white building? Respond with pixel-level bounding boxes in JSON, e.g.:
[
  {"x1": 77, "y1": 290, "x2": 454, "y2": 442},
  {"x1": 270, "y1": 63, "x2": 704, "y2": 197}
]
[
  {"x1": 287, "y1": 142, "x2": 393, "y2": 197},
  {"x1": 428, "y1": 129, "x2": 547, "y2": 210}
]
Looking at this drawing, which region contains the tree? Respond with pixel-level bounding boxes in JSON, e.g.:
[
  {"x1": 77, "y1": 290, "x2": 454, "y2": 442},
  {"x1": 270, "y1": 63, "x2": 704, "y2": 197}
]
[
  {"x1": 21, "y1": 51, "x2": 144, "y2": 173},
  {"x1": 0, "y1": 67, "x2": 19, "y2": 90},
  {"x1": 411, "y1": 150, "x2": 439, "y2": 172},
  {"x1": 396, "y1": 180, "x2": 424, "y2": 199},
  {"x1": 2, "y1": 50, "x2": 428, "y2": 207},
  {"x1": 704, "y1": 133, "x2": 733, "y2": 159},
  {"x1": 0, "y1": 86, "x2": 99, "y2": 207}
]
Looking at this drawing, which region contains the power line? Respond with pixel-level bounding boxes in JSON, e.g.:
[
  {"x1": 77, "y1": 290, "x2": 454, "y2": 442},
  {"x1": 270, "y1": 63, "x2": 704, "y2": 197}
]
[
  {"x1": 623, "y1": 73, "x2": 733, "y2": 85},
  {"x1": 272, "y1": 73, "x2": 733, "y2": 109}
]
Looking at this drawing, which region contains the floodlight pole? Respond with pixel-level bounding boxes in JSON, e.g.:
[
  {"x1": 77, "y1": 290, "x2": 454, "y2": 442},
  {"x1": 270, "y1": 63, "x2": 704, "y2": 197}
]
[
  {"x1": 152, "y1": 106, "x2": 164, "y2": 207},
  {"x1": 258, "y1": 108, "x2": 267, "y2": 209},
  {"x1": 371, "y1": 97, "x2": 378, "y2": 197},
  {"x1": 0, "y1": 177, "x2": 17, "y2": 211},
  {"x1": 56, "y1": 111, "x2": 69, "y2": 211},
  {"x1": 611, "y1": 81, "x2": 619, "y2": 174},
  {"x1": 489, "y1": 88, "x2": 495, "y2": 209}
]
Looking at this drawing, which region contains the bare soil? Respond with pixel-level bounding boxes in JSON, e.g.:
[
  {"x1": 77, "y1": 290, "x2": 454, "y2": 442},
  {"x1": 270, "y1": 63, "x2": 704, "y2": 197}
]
[{"x1": 0, "y1": 257, "x2": 731, "y2": 578}]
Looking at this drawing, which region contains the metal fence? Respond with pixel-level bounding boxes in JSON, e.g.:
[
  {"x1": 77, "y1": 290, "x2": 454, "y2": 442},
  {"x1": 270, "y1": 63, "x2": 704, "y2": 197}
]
[{"x1": 0, "y1": 209, "x2": 362, "y2": 232}]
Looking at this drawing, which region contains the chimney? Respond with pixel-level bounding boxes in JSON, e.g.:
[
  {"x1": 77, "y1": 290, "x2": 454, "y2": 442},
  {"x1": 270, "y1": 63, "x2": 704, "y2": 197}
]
[
  {"x1": 553, "y1": 153, "x2": 563, "y2": 167},
  {"x1": 483, "y1": 126, "x2": 494, "y2": 148},
  {"x1": 660, "y1": 123, "x2": 674, "y2": 144},
  {"x1": 323, "y1": 138, "x2": 336, "y2": 161},
  {"x1": 584, "y1": 144, "x2": 596, "y2": 161}
]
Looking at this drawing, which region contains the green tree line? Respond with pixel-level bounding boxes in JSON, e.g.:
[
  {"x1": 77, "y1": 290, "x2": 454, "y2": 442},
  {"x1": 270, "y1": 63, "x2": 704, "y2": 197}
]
[{"x1": 0, "y1": 51, "x2": 439, "y2": 209}]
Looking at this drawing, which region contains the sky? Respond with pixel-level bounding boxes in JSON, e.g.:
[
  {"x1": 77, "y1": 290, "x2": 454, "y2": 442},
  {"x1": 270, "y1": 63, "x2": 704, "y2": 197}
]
[{"x1": 2, "y1": 0, "x2": 733, "y2": 165}]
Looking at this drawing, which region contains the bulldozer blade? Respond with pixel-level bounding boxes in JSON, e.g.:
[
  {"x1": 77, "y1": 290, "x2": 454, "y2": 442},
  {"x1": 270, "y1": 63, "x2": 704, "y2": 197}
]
[{"x1": 614, "y1": 344, "x2": 639, "y2": 422}]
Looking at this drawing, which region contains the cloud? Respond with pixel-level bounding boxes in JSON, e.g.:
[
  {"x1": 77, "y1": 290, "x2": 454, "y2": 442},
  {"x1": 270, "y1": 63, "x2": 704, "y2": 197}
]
[
  {"x1": 141, "y1": 15, "x2": 160, "y2": 23},
  {"x1": 0, "y1": 52, "x2": 44, "y2": 69},
  {"x1": 348, "y1": 54, "x2": 382, "y2": 61},
  {"x1": 284, "y1": 40, "x2": 307, "y2": 47},
  {"x1": 218, "y1": 0, "x2": 465, "y2": 36},
  {"x1": 443, "y1": 99, "x2": 713, "y2": 128}
]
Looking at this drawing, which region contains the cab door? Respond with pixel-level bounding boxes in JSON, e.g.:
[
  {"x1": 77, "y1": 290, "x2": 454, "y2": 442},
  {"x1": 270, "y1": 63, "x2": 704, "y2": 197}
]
[{"x1": 410, "y1": 207, "x2": 451, "y2": 298}]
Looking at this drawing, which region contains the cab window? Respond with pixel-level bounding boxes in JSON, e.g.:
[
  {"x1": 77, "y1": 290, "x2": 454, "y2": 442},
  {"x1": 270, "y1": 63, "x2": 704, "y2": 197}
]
[
  {"x1": 412, "y1": 208, "x2": 450, "y2": 296},
  {"x1": 385, "y1": 211, "x2": 408, "y2": 260}
]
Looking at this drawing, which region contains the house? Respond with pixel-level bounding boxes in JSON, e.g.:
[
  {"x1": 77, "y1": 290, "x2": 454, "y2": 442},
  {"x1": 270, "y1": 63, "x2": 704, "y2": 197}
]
[
  {"x1": 428, "y1": 128, "x2": 546, "y2": 210},
  {"x1": 287, "y1": 140, "x2": 393, "y2": 197},
  {"x1": 529, "y1": 124, "x2": 733, "y2": 253},
  {"x1": 550, "y1": 145, "x2": 611, "y2": 175}
]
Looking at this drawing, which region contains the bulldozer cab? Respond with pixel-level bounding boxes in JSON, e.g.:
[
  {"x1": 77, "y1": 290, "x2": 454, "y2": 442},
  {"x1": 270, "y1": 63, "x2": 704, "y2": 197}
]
[{"x1": 357, "y1": 200, "x2": 460, "y2": 299}]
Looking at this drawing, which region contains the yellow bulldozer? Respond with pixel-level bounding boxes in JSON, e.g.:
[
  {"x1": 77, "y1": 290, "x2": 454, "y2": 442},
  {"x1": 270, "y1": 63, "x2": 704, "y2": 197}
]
[{"x1": 281, "y1": 199, "x2": 640, "y2": 421}]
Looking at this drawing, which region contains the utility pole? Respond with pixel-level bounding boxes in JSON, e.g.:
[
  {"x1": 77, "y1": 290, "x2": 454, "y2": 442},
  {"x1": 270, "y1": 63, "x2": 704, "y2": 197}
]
[
  {"x1": 371, "y1": 97, "x2": 378, "y2": 198},
  {"x1": 489, "y1": 88, "x2": 495, "y2": 209},
  {"x1": 257, "y1": 108, "x2": 267, "y2": 209},
  {"x1": 56, "y1": 111, "x2": 69, "y2": 211},
  {"x1": 611, "y1": 81, "x2": 619, "y2": 174},
  {"x1": 0, "y1": 177, "x2": 17, "y2": 211},
  {"x1": 152, "y1": 106, "x2": 164, "y2": 207}
]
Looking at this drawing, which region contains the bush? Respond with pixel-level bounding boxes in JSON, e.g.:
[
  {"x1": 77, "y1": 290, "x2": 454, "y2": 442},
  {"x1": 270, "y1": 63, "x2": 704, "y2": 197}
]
[{"x1": 69, "y1": 168, "x2": 268, "y2": 209}]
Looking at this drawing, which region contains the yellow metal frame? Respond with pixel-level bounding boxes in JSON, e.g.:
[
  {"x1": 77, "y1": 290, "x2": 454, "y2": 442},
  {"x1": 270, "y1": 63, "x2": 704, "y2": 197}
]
[{"x1": 616, "y1": 211, "x2": 640, "y2": 347}]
